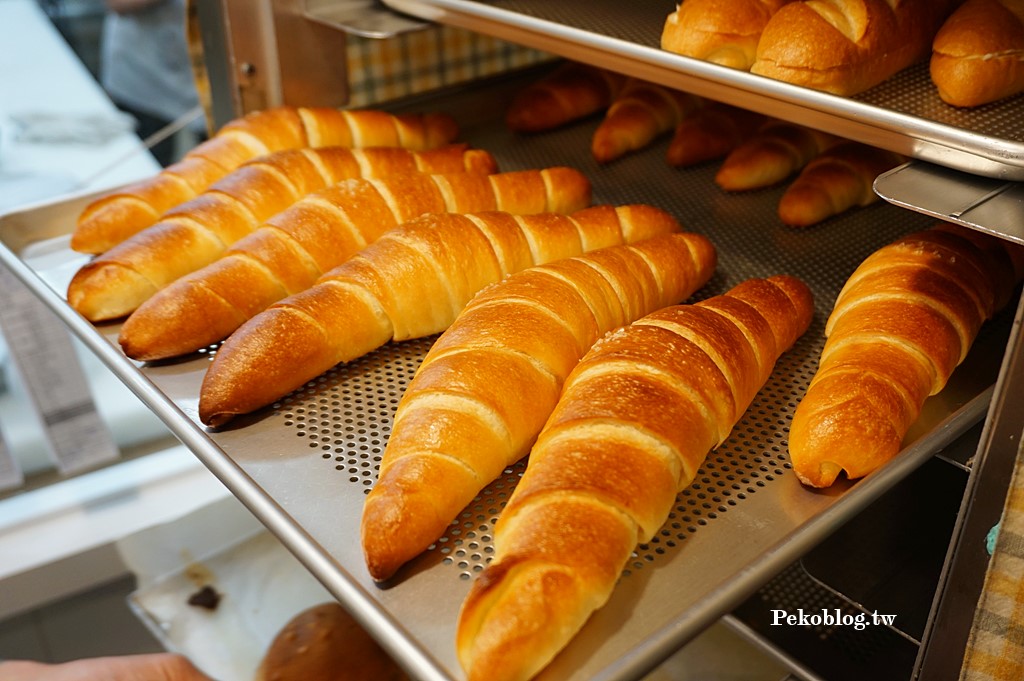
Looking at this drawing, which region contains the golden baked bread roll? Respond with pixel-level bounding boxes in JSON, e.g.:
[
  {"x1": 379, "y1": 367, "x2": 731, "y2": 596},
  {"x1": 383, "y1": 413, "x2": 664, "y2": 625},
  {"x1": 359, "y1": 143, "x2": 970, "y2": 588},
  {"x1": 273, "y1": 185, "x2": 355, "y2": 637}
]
[
  {"x1": 590, "y1": 80, "x2": 703, "y2": 163},
  {"x1": 254, "y1": 602, "x2": 407, "y2": 681},
  {"x1": 116, "y1": 167, "x2": 588, "y2": 360},
  {"x1": 67, "y1": 151, "x2": 509, "y2": 324},
  {"x1": 665, "y1": 102, "x2": 766, "y2": 167},
  {"x1": 715, "y1": 121, "x2": 838, "y2": 191},
  {"x1": 456, "y1": 275, "x2": 814, "y2": 681},
  {"x1": 71, "y1": 107, "x2": 459, "y2": 255},
  {"x1": 789, "y1": 224, "x2": 1024, "y2": 488},
  {"x1": 361, "y1": 230, "x2": 718, "y2": 582},
  {"x1": 506, "y1": 62, "x2": 628, "y2": 132},
  {"x1": 930, "y1": 0, "x2": 1024, "y2": 107},
  {"x1": 777, "y1": 141, "x2": 904, "y2": 227},
  {"x1": 751, "y1": 0, "x2": 961, "y2": 96},
  {"x1": 198, "y1": 204, "x2": 680, "y2": 428},
  {"x1": 661, "y1": 0, "x2": 796, "y2": 70}
]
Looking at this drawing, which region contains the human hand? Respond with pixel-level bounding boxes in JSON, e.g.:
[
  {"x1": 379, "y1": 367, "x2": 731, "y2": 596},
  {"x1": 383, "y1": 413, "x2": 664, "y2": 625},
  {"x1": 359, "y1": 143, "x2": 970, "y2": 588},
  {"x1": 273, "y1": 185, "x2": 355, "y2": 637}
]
[{"x1": 0, "y1": 653, "x2": 215, "y2": 681}]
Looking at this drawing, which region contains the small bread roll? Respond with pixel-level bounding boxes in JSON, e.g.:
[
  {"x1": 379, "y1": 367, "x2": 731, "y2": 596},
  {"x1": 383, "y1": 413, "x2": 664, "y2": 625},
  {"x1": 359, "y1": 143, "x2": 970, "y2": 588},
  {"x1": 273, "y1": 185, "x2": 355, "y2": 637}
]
[{"x1": 254, "y1": 602, "x2": 408, "y2": 681}]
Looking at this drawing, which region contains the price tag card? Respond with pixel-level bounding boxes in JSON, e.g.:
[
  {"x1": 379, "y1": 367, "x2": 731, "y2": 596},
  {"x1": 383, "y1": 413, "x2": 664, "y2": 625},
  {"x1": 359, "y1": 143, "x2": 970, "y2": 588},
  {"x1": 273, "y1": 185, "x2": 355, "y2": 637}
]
[{"x1": 0, "y1": 265, "x2": 118, "y2": 476}]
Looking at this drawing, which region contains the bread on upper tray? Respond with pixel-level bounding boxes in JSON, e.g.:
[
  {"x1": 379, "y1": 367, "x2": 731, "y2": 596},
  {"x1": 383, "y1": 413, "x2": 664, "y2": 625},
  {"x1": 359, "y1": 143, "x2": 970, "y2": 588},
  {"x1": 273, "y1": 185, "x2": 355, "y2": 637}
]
[{"x1": 71, "y1": 107, "x2": 459, "y2": 254}]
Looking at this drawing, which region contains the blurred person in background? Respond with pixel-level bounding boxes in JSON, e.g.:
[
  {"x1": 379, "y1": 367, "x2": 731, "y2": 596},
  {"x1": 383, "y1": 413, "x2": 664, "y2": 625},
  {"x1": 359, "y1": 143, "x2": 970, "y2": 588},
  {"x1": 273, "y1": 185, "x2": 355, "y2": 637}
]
[{"x1": 101, "y1": 0, "x2": 206, "y2": 166}]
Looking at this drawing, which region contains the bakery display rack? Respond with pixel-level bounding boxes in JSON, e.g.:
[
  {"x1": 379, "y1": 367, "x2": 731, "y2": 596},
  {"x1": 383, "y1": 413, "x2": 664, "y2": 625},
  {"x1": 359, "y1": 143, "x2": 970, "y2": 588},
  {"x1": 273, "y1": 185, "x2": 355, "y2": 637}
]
[
  {"x1": 0, "y1": 67, "x2": 1018, "y2": 680},
  {"x1": 377, "y1": 0, "x2": 1024, "y2": 242}
]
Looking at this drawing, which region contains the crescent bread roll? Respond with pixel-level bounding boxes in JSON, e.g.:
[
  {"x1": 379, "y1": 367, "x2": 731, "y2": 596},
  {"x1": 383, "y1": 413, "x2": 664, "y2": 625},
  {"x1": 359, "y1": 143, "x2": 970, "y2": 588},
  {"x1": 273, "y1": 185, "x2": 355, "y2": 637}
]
[
  {"x1": 661, "y1": 0, "x2": 797, "y2": 70},
  {"x1": 456, "y1": 275, "x2": 814, "y2": 681},
  {"x1": 254, "y1": 602, "x2": 408, "y2": 681},
  {"x1": 715, "y1": 121, "x2": 838, "y2": 191},
  {"x1": 198, "y1": 204, "x2": 679, "y2": 427},
  {"x1": 117, "y1": 166, "x2": 589, "y2": 360},
  {"x1": 665, "y1": 103, "x2": 766, "y2": 167},
  {"x1": 68, "y1": 148, "x2": 502, "y2": 323},
  {"x1": 590, "y1": 80, "x2": 703, "y2": 163},
  {"x1": 506, "y1": 63, "x2": 628, "y2": 132},
  {"x1": 789, "y1": 224, "x2": 1024, "y2": 488},
  {"x1": 361, "y1": 230, "x2": 717, "y2": 581},
  {"x1": 750, "y1": 0, "x2": 961, "y2": 96},
  {"x1": 71, "y1": 107, "x2": 460, "y2": 254},
  {"x1": 930, "y1": 0, "x2": 1024, "y2": 107},
  {"x1": 778, "y1": 141, "x2": 904, "y2": 226}
]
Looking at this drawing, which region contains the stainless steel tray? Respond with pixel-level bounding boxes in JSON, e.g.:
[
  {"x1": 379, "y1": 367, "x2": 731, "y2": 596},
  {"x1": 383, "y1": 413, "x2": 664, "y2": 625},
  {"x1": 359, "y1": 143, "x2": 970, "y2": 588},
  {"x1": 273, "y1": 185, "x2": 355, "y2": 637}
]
[
  {"x1": 379, "y1": 0, "x2": 1024, "y2": 184},
  {"x1": 875, "y1": 161, "x2": 1024, "y2": 246},
  {"x1": 0, "y1": 79, "x2": 1014, "y2": 681}
]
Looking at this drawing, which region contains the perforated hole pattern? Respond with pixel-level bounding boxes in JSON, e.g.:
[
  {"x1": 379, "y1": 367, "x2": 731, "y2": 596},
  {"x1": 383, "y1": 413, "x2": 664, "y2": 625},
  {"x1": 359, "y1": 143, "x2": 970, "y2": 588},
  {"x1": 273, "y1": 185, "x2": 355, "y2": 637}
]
[{"x1": 245, "y1": 70, "x2": 953, "y2": 582}]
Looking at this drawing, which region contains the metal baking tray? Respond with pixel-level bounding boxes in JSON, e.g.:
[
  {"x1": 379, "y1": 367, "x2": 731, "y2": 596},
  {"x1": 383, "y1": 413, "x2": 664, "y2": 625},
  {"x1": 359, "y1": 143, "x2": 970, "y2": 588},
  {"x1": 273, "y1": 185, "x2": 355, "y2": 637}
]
[
  {"x1": 0, "y1": 76, "x2": 1016, "y2": 681},
  {"x1": 379, "y1": 0, "x2": 1024, "y2": 179},
  {"x1": 378, "y1": 1, "x2": 1024, "y2": 184},
  {"x1": 875, "y1": 161, "x2": 1024, "y2": 246}
]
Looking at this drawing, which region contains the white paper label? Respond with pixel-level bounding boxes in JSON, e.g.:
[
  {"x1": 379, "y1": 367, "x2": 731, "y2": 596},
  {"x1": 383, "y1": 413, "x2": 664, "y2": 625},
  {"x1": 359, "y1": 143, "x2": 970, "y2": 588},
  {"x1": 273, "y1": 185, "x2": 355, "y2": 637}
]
[{"x1": 0, "y1": 264, "x2": 118, "y2": 476}]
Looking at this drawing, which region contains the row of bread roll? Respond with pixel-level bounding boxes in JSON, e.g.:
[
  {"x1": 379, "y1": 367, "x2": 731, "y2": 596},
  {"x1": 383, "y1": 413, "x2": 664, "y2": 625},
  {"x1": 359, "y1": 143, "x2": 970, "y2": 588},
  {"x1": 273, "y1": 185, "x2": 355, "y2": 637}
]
[
  {"x1": 69, "y1": 145, "x2": 498, "y2": 322},
  {"x1": 361, "y1": 226, "x2": 718, "y2": 581},
  {"x1": 713, "y1": 121, "x2": 906, "y2": 227},
  {"x1": 114, "y1": 166, "x2": 589, "y2": 360},
  {"x1": 197, "y1": 203, "x2": 687, "y2": 427},
  {"x1": 661, "y1": 0, "x2": 955, "y2": 95},
  {"x1": 507, "y1": 67, "x2": 904, "y2": 227},
  {"x1": 72, "y1": 107, "x2": 460, "y2": 254},
  {"x1": 454, "y1": 275, "x2": 814, "y2": 681},
  {"x1": 507, "y1": 66, "x2": 715, "y2": 165},
  {"x1": 663, "y1": 0, "x2": 1024, "y2": 107}
]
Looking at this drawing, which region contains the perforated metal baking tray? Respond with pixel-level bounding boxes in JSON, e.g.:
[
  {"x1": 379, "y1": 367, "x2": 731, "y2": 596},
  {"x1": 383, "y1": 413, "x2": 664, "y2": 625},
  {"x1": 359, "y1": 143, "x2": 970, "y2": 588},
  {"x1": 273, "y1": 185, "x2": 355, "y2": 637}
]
[
  {"x1": 379, "y1": 0, "x2": 1024, "y2": 257},
  {"x1": 380, "y1": 0, "x2": 1024, "y2": 180},
  {"x1": 0, "y1": 76, "x2": 1016, "y2": 681}
]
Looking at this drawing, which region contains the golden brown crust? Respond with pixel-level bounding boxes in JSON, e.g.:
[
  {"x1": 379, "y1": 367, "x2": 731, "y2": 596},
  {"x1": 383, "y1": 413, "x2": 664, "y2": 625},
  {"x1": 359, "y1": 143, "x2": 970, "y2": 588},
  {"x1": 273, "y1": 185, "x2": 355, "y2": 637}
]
[
  {"x1": 254, "y1": 602, "x2": 408, "y2": 681},
  {"x1": 505, "y1": 63, "x2": 628, "y2": 132},
  {"x1": 361, "y1": 228, "x2": 716, "y2": 581},
  {"x1": 590, "y1": 80, "x2": 703, "y2": 163},
  {"x1": 456, "y1": 275, "x2": 814, "y2": 681},
  {"x1": 789, "y1": 224, "x2": 1024, "y2": 488},
  {"x1": 197, "y1": 201, "x2": 683, "y2": 428},
  {"x1": 661, "y1": 0, "x2": 796, "y2": 70},
  {"x1": 715, "y1": 121, "x2": 838, "y2": 191},
  {"x1": 930, "y1": 0, "x2": 1024, "y2": 107},
  {"x1": 665, "y1": 103, "x2": 767, "y2": 167},
  {"x1": 751, "y1": 0, "x2": 960, "y2": 96},
  {"x1": 71, "y1": 107, "x2": 460, "y2": 255},
  {"x1": 778, "y1": 141, "x2": 904, "y2": 227},
  {"x1": 71, "y1": 147, "x2": 495, "y2": 324}
]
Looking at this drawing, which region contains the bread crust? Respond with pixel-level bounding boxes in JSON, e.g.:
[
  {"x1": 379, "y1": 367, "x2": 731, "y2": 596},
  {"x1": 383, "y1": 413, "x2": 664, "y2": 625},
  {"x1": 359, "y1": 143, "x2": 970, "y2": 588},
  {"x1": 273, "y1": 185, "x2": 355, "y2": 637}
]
[
  {"x1": 661, "y1": 0, "x2": 796, "y2": 70},
  {"x1": 197, "y1": 203, "x2": 684, "y2": 428},
  {"x1": 506, "y1": 63, "x2": 628, "y2": 132},
  {"x1": 70, "y1": 147, "x2": 496, "y2": 323},
  {"x1": 71, "y1": 107, "x2": 460, "y2": 254},
  {"x1": 456, "y1": 275, "x2": 813, "y2": 681},
  {"x1": 778, "y1": 141, "x2": 904, "y2": 226},
  {"x1": 361, "y1": 228, "x2": 717, "y2": 581},
  {"x1": 789, "y1": 224, "x2": 1024, "y2": 488},
  {"x1": 751, "y1": 0, "x2": 959, "y2": 96},
  {"x1": 930, "y1": 0, "x2": 1024, "y2": 107}
]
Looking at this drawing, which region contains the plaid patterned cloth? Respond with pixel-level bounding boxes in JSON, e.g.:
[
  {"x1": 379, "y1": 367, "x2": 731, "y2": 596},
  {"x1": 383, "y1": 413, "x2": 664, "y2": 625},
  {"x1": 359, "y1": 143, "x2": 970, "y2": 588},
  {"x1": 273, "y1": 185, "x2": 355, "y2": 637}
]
[
  {"x1": 345, "y1": 24, "x2": 552, "y2": 108},
  {"x1": 960, "y1": 438, "x2": 1024, "y2": 680}
]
